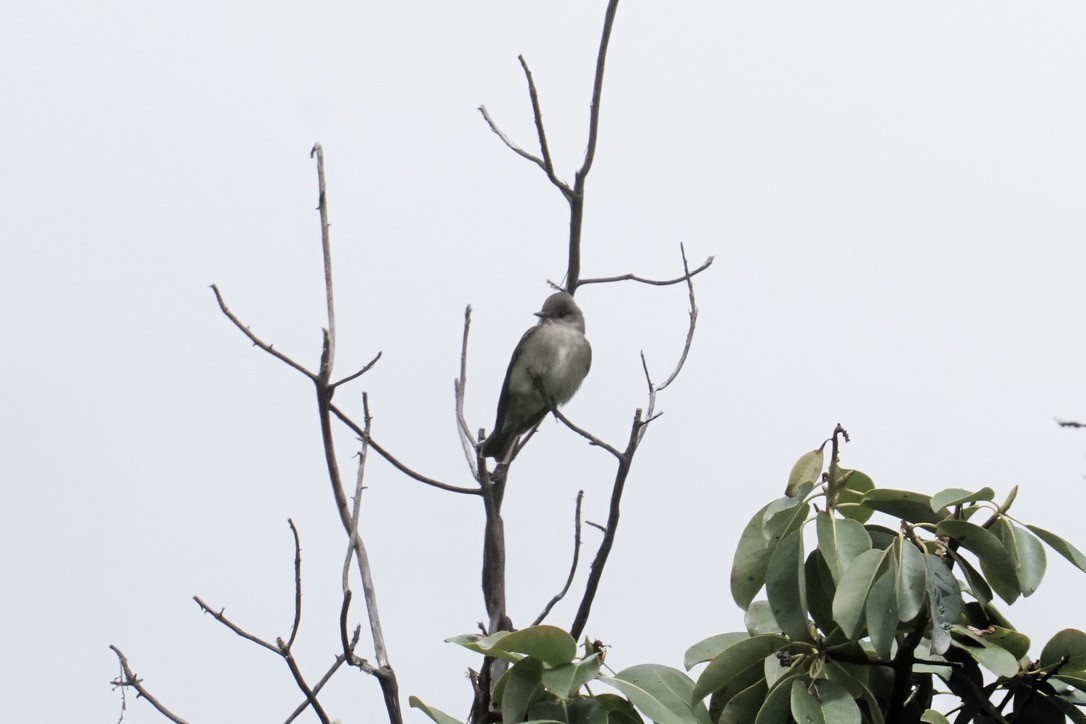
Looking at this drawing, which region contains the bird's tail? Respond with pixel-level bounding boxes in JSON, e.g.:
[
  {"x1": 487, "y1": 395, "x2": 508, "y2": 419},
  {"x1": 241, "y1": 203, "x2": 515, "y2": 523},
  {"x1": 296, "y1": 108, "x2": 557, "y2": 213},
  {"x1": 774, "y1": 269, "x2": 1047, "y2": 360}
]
[{"x1": 480, "y1": 430, "x2": 515, "y2": 460}]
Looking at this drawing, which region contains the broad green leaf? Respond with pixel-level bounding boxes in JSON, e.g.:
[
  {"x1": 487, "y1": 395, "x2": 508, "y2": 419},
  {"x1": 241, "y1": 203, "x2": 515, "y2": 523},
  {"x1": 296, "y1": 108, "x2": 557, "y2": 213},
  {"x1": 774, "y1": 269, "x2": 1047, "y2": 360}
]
[
  {"x1": 946, "y1": 548, "x2": 992, "y2": 607},
  {"x1": 832, "y1": 548, "x2": 891, "y2": 639},
  {"x1": 912, "y1": 641, "x2": 952, "y2": 679},
  {"x1": 930, "y1": 487, "x2": 995, "y2": 511},
  {"x1": 993, "y1": 518, "x2": 1047, "y2": 597},
  {"x1": 492, "y1": 626, "x2": 577, "y2": 666},
  {"x1": 986, "y1": 626, "x2": 1030, "y2": 662},
  {"x1": 602, "y1": 665, "x2": 710, "y2": 724},
  {"x1": 805, "y1": 550, "x2": 837, "y2": 634},
  {"x1": 936, "y1": 519, "x2": 1019, "y2": 604},
  {"x1": 790, "y1": 678, "x2": 862, "y2": 724},
  {"x1": 787, "y1": 448, "x2": 824, "y2": 497},
  {"x1": 744, "y1": 600, "x2": 783, "y2": 637},
  {"x1": 894, "y1": 537, "x2": 927, "y2": 621},
  {"x1": 821, "y1": 658, "x2": 884, "y2": 724},
  {"x1": 865, "y1": 524, "x2": 898, "y2": 551},
  {"x1": 950, "y1": 625, "x2": 1020, "y2": 678},
  {"x1": 684, "y1": 633, "x2": 749, "y2": 670},
  {"x1": 763, "y1": 502, "x2": 810, "y2": 546},
  {"x1": 755, "y1": 668, "x2": 805, "y2": 724},
  {"x1": 1048, "y1": 695, "x2": 1086, "y2": 724},
  {"x1": 920, "y1": 710, "x2": 951, "y2": 724},
  {"x1": 703, "y1": 661, "x2": 766, "y2": 716},
  {"x1": 528, "y1": 698, "x2": 602, "y2": 724},
  {"x1": 816, "y1": 512, "x2": 872, "y2": 584},
  {"x1": 925, "y1": 554, "x2": 963, "y2": 655},
  {"x1": 1041, "y1": 629, "x2": 1086, "y2": 672},
  {"x1": 765, "y1": 529, "x2": 812, "y2": 642},
  {"x1": 446, "y1": 631, "x2": 524, "y2": 663},
  {"x1": 861, "y1": 489, "x2": 949, "y2": 525},
  {"x1": 835, "y1": 469, "x2": 876, "y2": 524},
  {"x1": 503, "y1": 658, "x2": 546, "y2": 724},
  {"x1": 692, "y1": 634, "x2": 789, "y2": 701},
  {"x1": 593, "y1": 694, "x2": 644, "y2": 724},
  {"x1": 718, "y1": 679, "x2": 769, "y2": 724},
  {"x1": 409, "y1": 696, "x2": 465, "y2": 724},
  {"x1": 542, "y1": 653, "x2": 602, "y2": 699},
  {"x1": 1027, "y1": 525, "x2": 1086, "y2": 574},
  {"x1": 865, "y1": 567, "x2": 899, "y2": 659},
  {"x1": 731, "y1": 503, "x2": 775, "y2": 609}
]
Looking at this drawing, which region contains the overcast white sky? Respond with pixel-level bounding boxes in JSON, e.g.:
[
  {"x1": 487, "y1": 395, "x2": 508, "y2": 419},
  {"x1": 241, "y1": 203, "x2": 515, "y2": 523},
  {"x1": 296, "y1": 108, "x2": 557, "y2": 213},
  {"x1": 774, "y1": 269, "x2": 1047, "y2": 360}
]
[{"x1": 3, "y1": 1, "x2": 1086, "y2": 722}]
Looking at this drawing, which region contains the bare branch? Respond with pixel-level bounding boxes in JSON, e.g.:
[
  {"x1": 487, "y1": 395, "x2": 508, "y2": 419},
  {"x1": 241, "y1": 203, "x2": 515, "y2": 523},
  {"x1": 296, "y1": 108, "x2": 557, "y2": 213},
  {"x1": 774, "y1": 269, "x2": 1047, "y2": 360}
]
[
  {"x1": 575, "y1": 0, "x2": 621, "y2": 183},
  {"x1": 656, "y1": 243, "x2": 700, "y2": 392},
  {"x1": 549, "y1": 406, "x2": 626, "y2": 461},
  {"x1": 210, "y1": 285, "x2": 317, "y2": 380},
  {"x1": 310, "y1": 143, "x2": 336, "y2": 379},
  {"x1": 284, "y1": 647, "x2": 355, "y2": 724},
  {"x1": 532, "y1": 491, "x2": 585, "y2": 626},
  {"x1": 569, "y1": 409, "x2": 640, "y2": 640},
  {"x1": 109, "y1": 646, "x2": 190, "y2": 724},
  {"x1": 1056, "y1": 418, "x2": 1086, "y2": 428},
  {"x1": 286, "y1": 519, "x2": 303, "y2": 649},
  {"x1": 576, "y1": 254, "x2": 714, "y2": 287},
  {"x1": 277, "y1": 639, "x2": 331, "y2": 724},
  {"x1": 331, "y1": 352, "x2": 383, "y2": 389},
  {"x1": 479, "y1": 105, "x2": 548, "y2": 170},
  {"x1": 455, "y1": 305, "x2": 481, "y2": 477},
  {"x1": 328, "y1": 401, "x2": 481, "y2": 495},
  {"x1": 193, "y1": 596, "x2": 280, "y2": 654},
  {"x1": 518, "y1": 55, "x2": 574, "y2": 199}
]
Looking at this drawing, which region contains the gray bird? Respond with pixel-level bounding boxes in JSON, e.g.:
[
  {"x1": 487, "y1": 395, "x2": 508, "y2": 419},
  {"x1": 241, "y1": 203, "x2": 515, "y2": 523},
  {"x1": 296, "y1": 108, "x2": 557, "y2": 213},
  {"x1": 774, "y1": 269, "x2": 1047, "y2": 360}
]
[{"x1": 481, "y1": 292, "x2": 592, "y2": 460}]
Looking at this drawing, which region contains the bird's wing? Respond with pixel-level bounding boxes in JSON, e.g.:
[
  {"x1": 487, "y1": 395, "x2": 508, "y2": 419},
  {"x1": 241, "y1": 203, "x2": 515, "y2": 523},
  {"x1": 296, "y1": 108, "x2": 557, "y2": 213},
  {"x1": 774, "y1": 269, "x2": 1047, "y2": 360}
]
[{"x1": 492, "y1": 324, "x2": 540, "y2": 431}]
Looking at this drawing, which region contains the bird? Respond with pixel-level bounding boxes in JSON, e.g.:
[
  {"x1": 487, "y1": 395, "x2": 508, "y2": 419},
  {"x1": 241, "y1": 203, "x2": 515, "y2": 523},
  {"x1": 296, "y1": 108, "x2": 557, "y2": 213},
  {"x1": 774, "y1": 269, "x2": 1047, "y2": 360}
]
[{"x1": 481, "y1": 291, "x2": 592, "y2": 460}]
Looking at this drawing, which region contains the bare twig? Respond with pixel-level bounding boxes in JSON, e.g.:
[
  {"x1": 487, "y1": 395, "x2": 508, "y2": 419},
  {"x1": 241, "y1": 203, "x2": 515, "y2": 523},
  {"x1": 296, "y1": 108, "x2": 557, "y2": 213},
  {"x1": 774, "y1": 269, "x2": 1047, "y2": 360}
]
[
  {"x1": 550, "y1": 406, "x2": 626, "y2": 461},
  {"x1": 211, "y1": 285, "x2": 317, "y2": 380},
  {"x1": 455, "y1": 305, "x2": 481, "y2": 476},
  {"x1": 576, "y1": 254, "x2": 714, "y2": 287},
  {"x1": 284, "y1": 642, "x2": 357, "y2": 724},
  {"x1": 193, "y1": 595, "x2": 279, "y2": 653},
  {"x1": 570, "y1": 409, "x2": 640, "y2": 640},
  {"x1": 310, "y1": 143, "x2": 335, "y2": 379},
  {"x1": 532, "y1": 491, "x2": 585, "y2": 625},
  {"x1": 518, "y1": 55, "x2": 573, "y2": 199},
  {"x1": 276, "y1": 639, "x2": 331, "y2": 724},
  {"x1": 478, "y1": 105, "x2": 549, "y2": 170},
  {"x1": 331, "y1": 352, "x2": 383, "y2": 389},
  {"x1": 1056, "y1": 418, "x2": 1086, "y2": 428},
  {"x1": 109, "y1": 646, "x2": 190, "y2": 724},
  {"x1": 286, "y1": 519, "x2": 303, "y2": 649},
  {"x1": 328, "y1": 401, "x2": 481, "y2": 495}
]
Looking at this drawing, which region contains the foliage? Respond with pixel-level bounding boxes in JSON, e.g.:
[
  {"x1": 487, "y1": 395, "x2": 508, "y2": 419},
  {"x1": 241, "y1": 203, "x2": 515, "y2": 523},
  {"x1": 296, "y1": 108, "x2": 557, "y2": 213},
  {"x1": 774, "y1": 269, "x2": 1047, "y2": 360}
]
[{"x1": 414, "y1": 428, "x2": 1086, "y2": 723}]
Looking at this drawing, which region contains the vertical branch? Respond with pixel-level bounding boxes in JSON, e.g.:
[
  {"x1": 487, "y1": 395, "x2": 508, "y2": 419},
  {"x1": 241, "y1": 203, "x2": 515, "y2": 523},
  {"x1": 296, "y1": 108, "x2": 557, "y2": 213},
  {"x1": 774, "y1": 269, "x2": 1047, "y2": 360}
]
[
  {"x1": 568, "y1": 0, "x2": 621, "y2": 293},
  {"x1": 311, "y1": 143, "x2": 335, "y2": 377}
]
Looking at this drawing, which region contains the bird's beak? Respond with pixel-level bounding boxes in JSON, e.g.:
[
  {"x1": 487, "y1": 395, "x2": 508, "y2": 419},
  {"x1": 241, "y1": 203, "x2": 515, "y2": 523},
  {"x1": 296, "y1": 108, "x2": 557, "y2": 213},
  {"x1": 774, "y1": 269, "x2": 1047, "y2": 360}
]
[{"x1": 533, "y1": 312, "x2": 544, "y2": 318}]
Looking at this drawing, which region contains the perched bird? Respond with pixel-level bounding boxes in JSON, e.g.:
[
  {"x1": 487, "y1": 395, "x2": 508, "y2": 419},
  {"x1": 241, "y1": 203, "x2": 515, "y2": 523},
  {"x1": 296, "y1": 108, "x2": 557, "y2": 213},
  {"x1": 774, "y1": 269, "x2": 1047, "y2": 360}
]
[{"x1": 481, "y1": 292, "x2": 592, "y2": 460}]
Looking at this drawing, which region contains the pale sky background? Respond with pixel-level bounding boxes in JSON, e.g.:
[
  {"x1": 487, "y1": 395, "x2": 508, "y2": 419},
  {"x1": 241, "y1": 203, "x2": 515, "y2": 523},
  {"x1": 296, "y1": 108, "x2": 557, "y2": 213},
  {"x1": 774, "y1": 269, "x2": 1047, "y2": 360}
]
[{"x1": 3, "y1": 1, "x2": 1086, "y2": 722}]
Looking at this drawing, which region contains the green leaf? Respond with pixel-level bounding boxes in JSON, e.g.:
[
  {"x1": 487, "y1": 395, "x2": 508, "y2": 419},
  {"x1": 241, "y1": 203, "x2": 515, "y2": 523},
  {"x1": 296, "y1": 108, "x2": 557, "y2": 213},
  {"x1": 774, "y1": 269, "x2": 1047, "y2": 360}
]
[
  {"x1": 821, "y1": 658, "x2": 884, "y2": 724},
  {"x1": 528, "y1": 698, "x2": 603, "y2": 724},
  {"x1": 763, "y1": 502, "x2": 810, "y2": 546},
  {"x1": 744, "y1": 601, "x2": 783, "y2": 637},
  {"x1": 445, "y1": 631, "x2": 524, "y2": 663},
  {"x1": 920, "y1": 710, "x2": 951, "y2": 724},
  {"x1": 409, "y1": 696, "x2": 465, "y2": 724},
  {"x1": 1041, "y1": 629, "x2": 1086, "y2": 672},
  {"x1": 861, "y1": 489, "x2": 949, "y2": 525},
  {"x1": 692, "y1": 634, "x2": 789, "y2": 701},
  {"x1": 1027, "y1": 525, "x2": 1086, "y2": 575},
  {"x1": 542, "y1": 653, "x2": 602, "y2": 699},
  {"x1": 865, "y1": 524, "x2": 898, "y2": 550},
  {"x1": 946, "y1": 548, "x2": 992, "y2": 607},
  {"x1": 832, "y1": 548, "x2": 891, "y2": 639},
  {"x1": 602, "y1": 665, "x2": 710, "y2": 724},
  {"x1": 805, "y1": 550, "x2": 837, "y2": 634},
  {"x1": 816, "y1": 512, "x2": 872, "y2": 584},
  {"x1": 986, "y1": 626, "x2": 1031, "y2": 662},
  {"x1": 930, "y1": 487, "x2": 995, "y2": 511},
  {"x1": 718, "y1": 679, "x2": 769, "y2": 724},
  {"x1": 684, "y1": 633, "x2": 750, "y2": 670},
  {"x1": 865, "y1": 567, "x2": 900, "y2": 660},
  {"x1": 790, "y1": 678, "x2": 862, "y2": 724},
  {"x1": 936, "y1": 519, "x2": 1019, "y2": 604},
  {"x1": 950, "y1": 625, "x2": 1020, "y2": 678},
  {"x1": 593, "y1": 694, "x2": 644, "y2": 724},
  {"x1": 925, "y1": 554, "x2": 963, "y2": 655},
  {"x1": 787, "y1": 448, "x2": 824, "y2": 497},
  {"x1": 765, "y1": 528, "x2": 812, "y2": 642},
  {"x1": 993, "y1": 518, "x2": 1047, "y2": 597},
  {"x1": 731, "y1": 502, "x2": 775, "y2": 609},
  {"x1": 492, "y1": 626, "x2": 578, "y2": 666},
  {"x1": 503, "y1": 658, "x2": 546, "y2": 724},
  {"x1": 894, "y1": 537, "x2": 927, "y2": 621},
  {"x1": 755, "y1": 667, "x2": 806, "y2": 724},
  {"x1": 835, "y1": 469, "x2": 876, "y2": 524}
]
